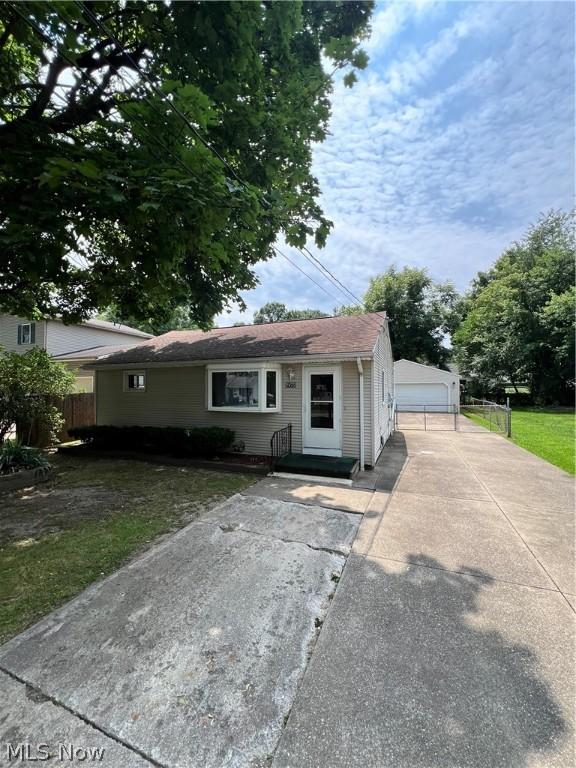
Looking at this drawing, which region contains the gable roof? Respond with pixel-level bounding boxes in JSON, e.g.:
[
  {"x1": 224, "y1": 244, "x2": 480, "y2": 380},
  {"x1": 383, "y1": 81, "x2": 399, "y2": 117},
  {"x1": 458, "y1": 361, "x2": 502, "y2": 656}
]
[{"x1": 90, "y1": 313, "x2": 386, "y2": 367}]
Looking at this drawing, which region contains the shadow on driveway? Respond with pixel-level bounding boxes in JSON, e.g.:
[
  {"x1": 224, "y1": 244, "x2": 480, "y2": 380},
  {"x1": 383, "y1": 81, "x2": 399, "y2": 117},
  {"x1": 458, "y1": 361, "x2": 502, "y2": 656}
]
[{"x1": 273, "y1": 554, "x2": 572, "y2": 768}]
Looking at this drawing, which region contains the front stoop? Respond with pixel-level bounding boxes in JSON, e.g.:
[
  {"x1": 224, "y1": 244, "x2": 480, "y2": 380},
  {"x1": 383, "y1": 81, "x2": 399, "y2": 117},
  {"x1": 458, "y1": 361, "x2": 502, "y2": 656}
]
[{"x1": 274, "y1": 453, "x2": 359, "y2": 480}]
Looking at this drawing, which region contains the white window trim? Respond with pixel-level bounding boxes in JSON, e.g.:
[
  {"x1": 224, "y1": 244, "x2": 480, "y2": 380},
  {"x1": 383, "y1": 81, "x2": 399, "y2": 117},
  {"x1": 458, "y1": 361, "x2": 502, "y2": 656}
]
[
  {"x1": 123, "y1": 370, "x2": 146, "y2": 392},
  {"x1": 206, "y1": 363, "x2": 282, "y2": 413},
  {"x1": 19, "y1": 322, "x2": 32, "y2": 345}
]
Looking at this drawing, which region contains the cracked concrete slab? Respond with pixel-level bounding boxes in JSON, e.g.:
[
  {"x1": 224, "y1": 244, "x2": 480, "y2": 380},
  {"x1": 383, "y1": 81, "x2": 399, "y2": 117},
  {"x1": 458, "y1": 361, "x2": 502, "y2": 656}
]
[
  {"x1": 242, "y1": 477, "x2": 372, "y2": 514},
  {"x1": 0, "y1": 671, "x2": 150, "y2": 767},
  {"x1": 273, "y1": 554, "x2": 575, "y2": 768},
  {"x1": 497, "y1": 501, "x2": 575, "y2": 594},
  {"x1": 0, "y1": 515, "x2": 345, "y2": 768},
  {"x1": 201, "y1": 493, "x2": 360, "y2": 555}
]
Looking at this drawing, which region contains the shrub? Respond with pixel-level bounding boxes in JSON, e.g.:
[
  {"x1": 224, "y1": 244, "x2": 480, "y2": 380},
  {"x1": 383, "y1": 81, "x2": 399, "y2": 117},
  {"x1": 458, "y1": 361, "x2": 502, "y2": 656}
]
[
  {"x1": 0, "y1": 440, "x2": 51, "y2": 475},
  {"x1": 0, "y1": 347, "x2": 75, "y2": 445},
  {"x1": 68, "y1": 425, "x2": 235, "y2": 458}
]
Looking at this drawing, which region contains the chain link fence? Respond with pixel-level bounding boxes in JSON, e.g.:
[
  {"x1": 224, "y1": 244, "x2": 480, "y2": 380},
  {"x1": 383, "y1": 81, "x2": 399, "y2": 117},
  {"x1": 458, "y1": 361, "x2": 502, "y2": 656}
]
[{"x1": 460, "y1": 397, "x2": 512, "y2": 437}]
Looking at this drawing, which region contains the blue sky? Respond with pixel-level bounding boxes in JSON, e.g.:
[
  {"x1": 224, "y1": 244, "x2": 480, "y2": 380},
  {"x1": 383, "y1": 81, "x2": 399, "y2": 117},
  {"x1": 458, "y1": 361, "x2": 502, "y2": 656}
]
[{"x1": 217, "y1": 0, "x2": 575, "y2": 326}]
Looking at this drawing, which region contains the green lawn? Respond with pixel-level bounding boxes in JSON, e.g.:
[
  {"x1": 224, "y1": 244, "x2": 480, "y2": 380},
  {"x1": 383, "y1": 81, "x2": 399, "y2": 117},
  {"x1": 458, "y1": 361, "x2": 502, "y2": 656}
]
[
  {"x1": 464, "y1": 408, "x2": 575, "y2": 474},
  {"x1": 0, "y1": 456, "x2": 255, "y2": 643}
]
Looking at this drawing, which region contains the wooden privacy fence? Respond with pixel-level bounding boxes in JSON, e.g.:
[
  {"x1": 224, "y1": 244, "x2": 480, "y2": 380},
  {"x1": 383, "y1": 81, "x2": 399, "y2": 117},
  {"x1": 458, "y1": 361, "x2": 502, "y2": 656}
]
[
  {"x1": 19, "y1": 393, "x2": 95, "y2": 446},
  {"x1": 58, "y1": 392, "x2": 95, "y2": 442}
]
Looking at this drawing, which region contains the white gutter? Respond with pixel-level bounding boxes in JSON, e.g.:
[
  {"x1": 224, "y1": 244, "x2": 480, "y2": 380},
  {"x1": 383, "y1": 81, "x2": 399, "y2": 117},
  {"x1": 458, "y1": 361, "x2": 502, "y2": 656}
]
[{"x1": 356, "y1": 357, "x2": 365, "y2": 471}]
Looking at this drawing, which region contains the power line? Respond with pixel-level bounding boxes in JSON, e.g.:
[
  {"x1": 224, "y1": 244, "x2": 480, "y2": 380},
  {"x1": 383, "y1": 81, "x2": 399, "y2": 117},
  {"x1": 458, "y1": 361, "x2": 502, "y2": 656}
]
[
  {"x1": 300, "y1": 245, "x2": 365, "y2": 308},
  {"x1": 272, "y1": 245, "x2": 346, "y2": 309},
  {"x1": 273, "y1": 246, "x2": 385, "y2": 335}
]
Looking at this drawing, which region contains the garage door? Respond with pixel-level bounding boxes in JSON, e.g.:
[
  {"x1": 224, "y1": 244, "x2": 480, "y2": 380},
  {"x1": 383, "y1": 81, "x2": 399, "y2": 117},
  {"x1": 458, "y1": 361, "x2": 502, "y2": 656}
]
[{"x1": 395, "y1": 383, "x2": 449, "y2": 411}]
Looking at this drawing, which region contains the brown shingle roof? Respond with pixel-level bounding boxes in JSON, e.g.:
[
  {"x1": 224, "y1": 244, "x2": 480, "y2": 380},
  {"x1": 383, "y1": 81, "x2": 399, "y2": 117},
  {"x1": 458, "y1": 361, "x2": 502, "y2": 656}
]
[{"x1": 90, "y1": 313, "x2": 386, "y2": 367}]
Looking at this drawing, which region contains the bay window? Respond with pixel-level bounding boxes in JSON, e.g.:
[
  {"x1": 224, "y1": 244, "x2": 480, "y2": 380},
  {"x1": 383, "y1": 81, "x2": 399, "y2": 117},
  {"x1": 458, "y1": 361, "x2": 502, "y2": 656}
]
[{"x1": 207, "y1": 364, "x2": 281, "y2": 412}]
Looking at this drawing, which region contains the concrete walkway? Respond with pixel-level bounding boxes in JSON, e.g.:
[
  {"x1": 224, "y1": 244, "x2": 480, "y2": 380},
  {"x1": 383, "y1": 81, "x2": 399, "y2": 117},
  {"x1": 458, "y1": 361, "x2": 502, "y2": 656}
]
[{"x1": 273, "y1": 426, "x2": 575, "y2": 767}]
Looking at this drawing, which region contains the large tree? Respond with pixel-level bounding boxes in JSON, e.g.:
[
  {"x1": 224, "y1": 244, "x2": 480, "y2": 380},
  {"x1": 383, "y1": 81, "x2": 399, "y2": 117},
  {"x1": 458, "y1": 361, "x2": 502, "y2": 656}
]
[
  {"x1": 0, "y1": 1, "x2": 372, "y2": 328},
  {"x1": 338, "y1": 266, "x2": 461, "y2": 366},
  {"x1": 253, "y1": 301, "x2": 326, "y2": 324},
  {"x1": 454, "y1": 211, "x2": 575, "y2": 403}
]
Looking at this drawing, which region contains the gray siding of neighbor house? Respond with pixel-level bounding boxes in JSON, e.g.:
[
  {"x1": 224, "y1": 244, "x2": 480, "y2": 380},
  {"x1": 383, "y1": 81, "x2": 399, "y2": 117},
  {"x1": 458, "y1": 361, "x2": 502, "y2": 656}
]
[
  {"x1": 0, "y1": 314, "x2": 47, "y2": 353},
  {"x1": 95, "y1": 359, "x2": 374, "y2": 463}
]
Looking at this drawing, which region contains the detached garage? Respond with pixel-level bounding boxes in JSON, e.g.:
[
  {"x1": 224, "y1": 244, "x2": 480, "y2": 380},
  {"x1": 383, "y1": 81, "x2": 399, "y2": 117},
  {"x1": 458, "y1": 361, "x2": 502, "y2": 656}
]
[{"x1": 394, "y1": 359, "x2": 460, "y2": 412}]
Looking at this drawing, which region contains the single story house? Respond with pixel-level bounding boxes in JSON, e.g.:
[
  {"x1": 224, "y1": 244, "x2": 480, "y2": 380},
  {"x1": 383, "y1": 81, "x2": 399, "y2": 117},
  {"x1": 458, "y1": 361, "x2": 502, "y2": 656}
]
[
  {"x1": 88, "y1": 313, "x2": 394, "y2": 470},
  {"x1": 0, "y1": 314, "x2": 153, "y2": 392},
  {"x1": 394, "y1": 359, "x2": 460, "y2": 412}
]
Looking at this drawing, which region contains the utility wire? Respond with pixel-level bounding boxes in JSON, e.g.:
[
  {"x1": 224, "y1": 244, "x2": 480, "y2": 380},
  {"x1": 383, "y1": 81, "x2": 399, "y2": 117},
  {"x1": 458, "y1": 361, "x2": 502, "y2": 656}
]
[{"x1": 272, "y1": 245, "x2": 347, "y2": 310}]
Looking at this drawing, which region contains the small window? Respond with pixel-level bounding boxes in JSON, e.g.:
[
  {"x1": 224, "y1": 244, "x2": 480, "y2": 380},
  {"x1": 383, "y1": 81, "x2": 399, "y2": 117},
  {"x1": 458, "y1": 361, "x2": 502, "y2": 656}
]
[
  {"x1": 18, "y1": 322, "x2": 35, "y2": 345},
  {"x1": 124, "y1": 371, "x2": 146, "y2": 391}
]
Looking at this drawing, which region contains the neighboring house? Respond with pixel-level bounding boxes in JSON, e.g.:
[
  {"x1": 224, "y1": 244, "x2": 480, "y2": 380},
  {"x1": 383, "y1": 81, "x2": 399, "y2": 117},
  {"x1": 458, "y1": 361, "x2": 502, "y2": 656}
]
[
  {"x1": 0, "y1": 315, "x2": 153, "y2": 392},
  {"x1": 88, "y1": 313, "x2": 394, "y2": 469},
  {"x1": 394, "y1": 359, "x2": 460, "y2": 412}
]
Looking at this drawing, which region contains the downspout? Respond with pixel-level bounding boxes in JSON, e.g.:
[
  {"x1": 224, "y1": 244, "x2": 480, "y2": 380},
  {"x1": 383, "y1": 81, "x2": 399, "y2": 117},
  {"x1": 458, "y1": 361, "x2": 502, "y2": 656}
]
[{"x1": 356, "y1": 357, "x2": 365, "y2": 471}]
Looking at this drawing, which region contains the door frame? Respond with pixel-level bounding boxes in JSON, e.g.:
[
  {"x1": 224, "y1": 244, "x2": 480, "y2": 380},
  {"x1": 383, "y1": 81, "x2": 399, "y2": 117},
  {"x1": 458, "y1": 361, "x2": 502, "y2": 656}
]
[{"x1": 302, "y1": 364, "x2": 342, "y2": 457}]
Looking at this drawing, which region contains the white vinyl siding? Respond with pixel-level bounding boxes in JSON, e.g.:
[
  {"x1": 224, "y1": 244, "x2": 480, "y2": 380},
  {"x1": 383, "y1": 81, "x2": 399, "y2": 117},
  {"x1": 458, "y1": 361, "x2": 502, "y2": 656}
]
[
  {"x1": 46, "y1": 320, "x2": 147, "y2": 356},
  {"x1": 0, "y1": 315, "x2": 47, "y2": 353}
]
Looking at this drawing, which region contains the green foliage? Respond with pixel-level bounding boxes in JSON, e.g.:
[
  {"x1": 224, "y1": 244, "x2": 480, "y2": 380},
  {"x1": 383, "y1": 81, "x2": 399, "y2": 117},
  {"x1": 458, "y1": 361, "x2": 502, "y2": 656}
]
[
  {"x1": 464, "y1": 408, "x2": 575, "y2": 475},
  {"x1": 0, "y1": 2, "x2": 373, "y2": 327},
  {"x1": 454, "y1": 211, "x2": 575, "y2": 404},
  {"x1": 97, "y1": 304, "x2": 209, "y2": 336},
  {"x1": 253, "y1": 301, "x2": 326, "y2": 324},
  {"x1": 338, "y1": 266, "x2": 461, "y2": 366},
  {"x1": 68, "y1": 425, "x2": 236, "y2": 457},
  {"x1": 0, "y1": 439, "x2": 50, "y2": 475},
  {"x1": 0, "y1": 347, "x2": 75, "y2": 443}
]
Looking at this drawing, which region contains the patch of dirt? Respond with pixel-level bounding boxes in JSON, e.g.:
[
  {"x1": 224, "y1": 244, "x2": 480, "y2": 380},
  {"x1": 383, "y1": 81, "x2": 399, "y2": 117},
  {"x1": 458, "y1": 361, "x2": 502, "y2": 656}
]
[{"x1": 0, "y1": 486, "x2": 127, "y2": 547}]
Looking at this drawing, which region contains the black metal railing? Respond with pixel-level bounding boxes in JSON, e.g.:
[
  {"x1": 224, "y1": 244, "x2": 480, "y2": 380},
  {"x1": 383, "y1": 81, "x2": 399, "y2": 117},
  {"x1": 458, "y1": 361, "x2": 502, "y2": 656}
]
[{"x1": 270, "y1": 423, "x2": 292, "y2": 470}]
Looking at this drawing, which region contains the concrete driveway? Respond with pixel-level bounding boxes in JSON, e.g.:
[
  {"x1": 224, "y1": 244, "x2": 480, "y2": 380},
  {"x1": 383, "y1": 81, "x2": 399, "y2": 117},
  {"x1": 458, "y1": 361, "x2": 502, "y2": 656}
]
[
  {"x1": 273, "y1": 426, "x2": 575, "y2": 767},
  {"x1": 1, "y1": 425, "x2": 573, "y2": 767},
  {"x1": 0, "y1": 490, "x2": 363, "y2": 767}
]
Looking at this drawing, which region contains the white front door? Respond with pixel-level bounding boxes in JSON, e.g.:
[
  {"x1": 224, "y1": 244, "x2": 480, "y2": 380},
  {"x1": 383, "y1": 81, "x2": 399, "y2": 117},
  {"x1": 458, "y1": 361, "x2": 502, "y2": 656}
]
[{"x1": 302, "y1": 366, "x2": 342, "y2": 456}]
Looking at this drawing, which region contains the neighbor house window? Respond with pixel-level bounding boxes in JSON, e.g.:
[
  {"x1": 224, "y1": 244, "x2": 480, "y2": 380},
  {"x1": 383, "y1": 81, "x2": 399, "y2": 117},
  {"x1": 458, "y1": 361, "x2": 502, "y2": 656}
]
[
  {"x1": 17, "y1": 322, "x2": 35, "y2": 345},
  {"x1": 124, "y1": 371, "x2": 146, "y2": 391},
  {"x1": 207, "y1": 365, "x2": 281, "y2": 412}
]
